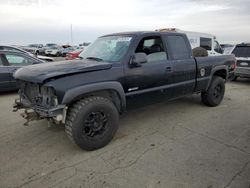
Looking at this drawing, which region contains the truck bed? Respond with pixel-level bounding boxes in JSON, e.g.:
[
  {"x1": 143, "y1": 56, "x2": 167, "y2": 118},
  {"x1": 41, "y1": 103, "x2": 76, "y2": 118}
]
[{"x1": 195, "y1": 54, "x2": 236, "y2": 92}]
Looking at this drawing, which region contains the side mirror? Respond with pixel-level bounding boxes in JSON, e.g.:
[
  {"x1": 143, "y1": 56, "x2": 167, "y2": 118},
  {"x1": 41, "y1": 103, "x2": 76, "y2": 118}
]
[{"x1": 130, "y1": 53, "x2": 147, "y2": 68}]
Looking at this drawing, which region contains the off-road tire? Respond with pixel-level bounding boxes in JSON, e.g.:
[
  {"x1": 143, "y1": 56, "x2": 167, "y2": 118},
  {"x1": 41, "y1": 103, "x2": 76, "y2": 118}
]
[
  {"x1": 201, "y1": 76, "x2": 225, "y2": 107},
  {"x1": 65, "y1": 96, "x2": 119, "y2": 151}
]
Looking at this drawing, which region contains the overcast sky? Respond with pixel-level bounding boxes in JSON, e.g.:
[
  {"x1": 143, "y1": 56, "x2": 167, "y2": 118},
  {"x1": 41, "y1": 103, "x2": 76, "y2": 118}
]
[{"x1": 0, "y1": 0, "x2": 250, "y2": 45}]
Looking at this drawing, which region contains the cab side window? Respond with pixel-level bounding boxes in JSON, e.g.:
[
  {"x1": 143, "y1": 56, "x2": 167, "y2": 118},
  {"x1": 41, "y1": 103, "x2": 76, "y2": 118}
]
[
  {"x1": 200, "y1": 37, "x2": 212, "y2": 51},
  {"x1": 5, "y1": 54, "x2": 33, "y2": 66},
  {"x1": 135, "y1": 36, "x2": 167, "y2": 63}
]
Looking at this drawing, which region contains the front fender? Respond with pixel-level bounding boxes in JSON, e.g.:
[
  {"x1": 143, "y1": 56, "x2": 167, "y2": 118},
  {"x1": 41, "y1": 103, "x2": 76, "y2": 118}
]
[{"x1": 61, "y1": 81, "x2": 126, "y2": 111}]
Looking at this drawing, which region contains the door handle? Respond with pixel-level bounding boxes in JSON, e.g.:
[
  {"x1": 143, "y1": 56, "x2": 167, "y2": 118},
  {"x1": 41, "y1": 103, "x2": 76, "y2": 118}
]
[{"x1": 165, "y1": 67, "x2": 172, "y2": 72}]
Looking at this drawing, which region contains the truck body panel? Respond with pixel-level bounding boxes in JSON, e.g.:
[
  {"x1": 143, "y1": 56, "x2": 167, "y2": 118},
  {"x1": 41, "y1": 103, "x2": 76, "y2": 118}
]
[{"x1": 13, "y1": 31, "x2": 236, "y2": 124}]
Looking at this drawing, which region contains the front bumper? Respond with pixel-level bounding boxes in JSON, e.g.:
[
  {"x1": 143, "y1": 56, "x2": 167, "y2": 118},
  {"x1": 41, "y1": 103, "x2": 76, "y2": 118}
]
[
  {"x1": 13, "y1": 97, "x2": 67, "y2": 125},
  {"x1": 235, "y1": 67, "x2": 250, "y2": 78}
]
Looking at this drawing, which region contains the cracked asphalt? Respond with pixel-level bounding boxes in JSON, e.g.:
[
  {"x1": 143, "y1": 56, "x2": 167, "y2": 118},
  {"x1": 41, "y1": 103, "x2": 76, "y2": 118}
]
[{"x1": 0, "y1": 80, "x2": 249, "y2": 188}]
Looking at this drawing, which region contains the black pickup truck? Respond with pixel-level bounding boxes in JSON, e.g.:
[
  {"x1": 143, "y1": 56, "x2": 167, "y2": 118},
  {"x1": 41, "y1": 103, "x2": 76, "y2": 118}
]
[{"x1": 13, "y1": 31, "x2": 236, "y2": 150}]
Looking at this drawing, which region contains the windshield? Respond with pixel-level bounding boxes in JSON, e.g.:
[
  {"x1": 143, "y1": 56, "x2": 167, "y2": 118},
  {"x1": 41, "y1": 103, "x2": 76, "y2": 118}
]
[
  {"x1": 79, "y1": 35, "x2": 133, "y2": 62},
  {"x1": 232, "y1": 46, "x2": 250, "y2": 58}
]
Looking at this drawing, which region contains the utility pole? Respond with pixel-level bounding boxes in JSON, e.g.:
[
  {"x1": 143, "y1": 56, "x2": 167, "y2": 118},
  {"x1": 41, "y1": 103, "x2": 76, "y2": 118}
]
[{"x1": 70, "y1": 24, "x2": 73, "y2": 46}]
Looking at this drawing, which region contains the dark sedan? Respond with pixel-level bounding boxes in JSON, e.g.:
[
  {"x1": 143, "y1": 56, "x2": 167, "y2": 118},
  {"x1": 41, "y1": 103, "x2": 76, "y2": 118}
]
[{"x1": 0, "y1": 50, "x2": 44, "y2": 92}]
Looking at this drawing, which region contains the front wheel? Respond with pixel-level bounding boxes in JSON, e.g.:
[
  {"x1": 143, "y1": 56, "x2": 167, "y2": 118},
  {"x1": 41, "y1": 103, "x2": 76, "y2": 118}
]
[
  {"x1": 201, "y1": 76, "x2": 225, "y2": 107},
  {"x1": 65, "y1": 96, "x2": 119, "y2": 151}
]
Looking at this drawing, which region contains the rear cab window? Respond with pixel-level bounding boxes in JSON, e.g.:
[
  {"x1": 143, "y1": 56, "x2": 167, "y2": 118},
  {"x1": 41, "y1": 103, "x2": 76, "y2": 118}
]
[{"x1": 165, "y1": 35, "x2": 191, "y2": 60}]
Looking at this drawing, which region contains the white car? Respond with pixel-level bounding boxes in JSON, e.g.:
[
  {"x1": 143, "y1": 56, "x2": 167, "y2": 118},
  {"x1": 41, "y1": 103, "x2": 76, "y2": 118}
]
[
  {"x1": 0, "y1": 45, "x2": 54, "y2": 62},
  {"x1": 21, "y1": 44, "x2": 45, "y2": 55},
  {"x1": 45, "y1": 46, "x2": 63, "y2": 56},
  {"x1": 156, "y1": 28, "x2": 224, "y2": 56}
]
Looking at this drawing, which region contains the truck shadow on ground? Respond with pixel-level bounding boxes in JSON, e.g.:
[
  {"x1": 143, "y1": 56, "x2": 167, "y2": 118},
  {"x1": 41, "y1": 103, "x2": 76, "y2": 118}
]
[
  {"x1": 4, "y1": 90, "x2": 207, "y2": 153},
  {"x1": 0, "y1": 90, "x2": 18, "y2": 96},
  {"x1": 232, "y1": 78, "x2": 250, "y2": 85},
  {"x1": 26, "y1": 92, "x2": 204, "y2": 153}
]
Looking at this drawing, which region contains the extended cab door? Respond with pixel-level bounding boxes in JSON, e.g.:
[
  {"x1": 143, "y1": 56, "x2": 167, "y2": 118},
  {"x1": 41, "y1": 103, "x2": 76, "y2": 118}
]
[
  {"x1": 163, "y1": 34, "x2": 196, "y2": 96},
  {"x1": 124, "y1": 34, "x2": 171, "y2": 93}
]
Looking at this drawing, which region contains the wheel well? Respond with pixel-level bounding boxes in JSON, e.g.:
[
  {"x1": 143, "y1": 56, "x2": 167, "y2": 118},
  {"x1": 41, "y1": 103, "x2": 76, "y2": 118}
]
[
  {"x1": 213, "y1": 69, "x2": 227, "y2": 80},
  {"x1": 69, "y1": 90, "x2": 123, "y2": 113}
]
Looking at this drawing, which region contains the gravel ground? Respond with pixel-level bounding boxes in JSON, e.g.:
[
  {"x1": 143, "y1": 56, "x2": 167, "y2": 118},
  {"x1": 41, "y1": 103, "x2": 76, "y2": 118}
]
[{"x1": 0, "y1": 80, "x2": 249, "y2": 188}]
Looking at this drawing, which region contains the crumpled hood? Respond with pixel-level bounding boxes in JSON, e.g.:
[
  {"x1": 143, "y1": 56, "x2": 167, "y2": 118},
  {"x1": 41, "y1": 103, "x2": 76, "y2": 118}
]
[{"x1": 14, "y1": 59, "x2": 112, "y2": 83}]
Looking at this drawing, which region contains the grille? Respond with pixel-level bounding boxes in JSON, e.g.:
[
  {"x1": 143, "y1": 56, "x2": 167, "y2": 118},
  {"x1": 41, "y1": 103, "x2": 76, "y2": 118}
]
[
  {"x1": 19, "y1": 81, "x2": 56, "y2": 108},
  {"x1": 22, "y1": 82, "x2": 41, "y2": 104}
]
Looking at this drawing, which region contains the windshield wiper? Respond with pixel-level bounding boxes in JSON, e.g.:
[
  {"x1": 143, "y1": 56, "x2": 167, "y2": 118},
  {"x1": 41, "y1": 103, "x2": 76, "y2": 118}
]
[{"x1": 86, "y1": 57, "x2": 103, "y2": 61}]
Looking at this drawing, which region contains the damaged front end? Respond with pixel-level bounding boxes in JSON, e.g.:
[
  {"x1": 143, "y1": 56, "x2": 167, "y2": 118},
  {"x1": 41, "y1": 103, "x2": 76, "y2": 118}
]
[{"x1": 13, "y1": 81, "x2": 67, "y2": 126}]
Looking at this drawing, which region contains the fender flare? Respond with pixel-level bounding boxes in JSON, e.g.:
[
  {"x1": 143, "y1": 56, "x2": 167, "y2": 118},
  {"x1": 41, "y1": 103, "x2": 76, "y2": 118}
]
[
  {"x1": 206, "y1": 65, "x2": 228, "y2": 90},
  {"x1": 61, "y1": 81, "x2": 126, "y2": 111}
]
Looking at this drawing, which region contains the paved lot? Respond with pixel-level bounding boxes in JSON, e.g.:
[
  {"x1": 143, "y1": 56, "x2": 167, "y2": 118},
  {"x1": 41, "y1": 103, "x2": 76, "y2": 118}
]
[{"x1": 0, "y1": 80, "x2": 250, "y2": 188}]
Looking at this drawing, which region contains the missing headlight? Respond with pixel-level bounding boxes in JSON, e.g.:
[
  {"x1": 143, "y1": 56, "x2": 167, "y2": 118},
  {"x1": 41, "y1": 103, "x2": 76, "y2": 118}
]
[{"x1": 40, "y1": 86, "x2": 58, "y2": 108}]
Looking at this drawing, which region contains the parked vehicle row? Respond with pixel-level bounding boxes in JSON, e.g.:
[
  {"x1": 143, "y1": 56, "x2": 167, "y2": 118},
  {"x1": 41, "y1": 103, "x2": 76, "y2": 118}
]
[
  {"x1": 65, "y1": 48, "x2": 83, "y2": 60},
  {"x1": 21, "y1": 44, "x2": 45, "y2": 55},
  {"x1": 20, "y1": 43, "x2": 87, "y2": 58},
  {"x1": 0, "y1": 45, "x2": 54, "y2": 62}
]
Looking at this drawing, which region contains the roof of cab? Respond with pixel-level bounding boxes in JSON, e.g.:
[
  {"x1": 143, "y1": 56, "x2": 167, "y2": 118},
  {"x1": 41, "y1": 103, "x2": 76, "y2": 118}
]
[{"x1": 101, "y1": 30, "x2": 179, "y2": 37}]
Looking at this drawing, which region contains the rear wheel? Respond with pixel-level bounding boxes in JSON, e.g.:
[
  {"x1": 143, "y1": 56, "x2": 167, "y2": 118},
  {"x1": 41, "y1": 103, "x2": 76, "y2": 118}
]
[
  {"x1": 65, "y1": 96, "x2": 119, "y2": 151},
  {"x1": 201, "y1": 76, "x2": 225, "y2": 107}
]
